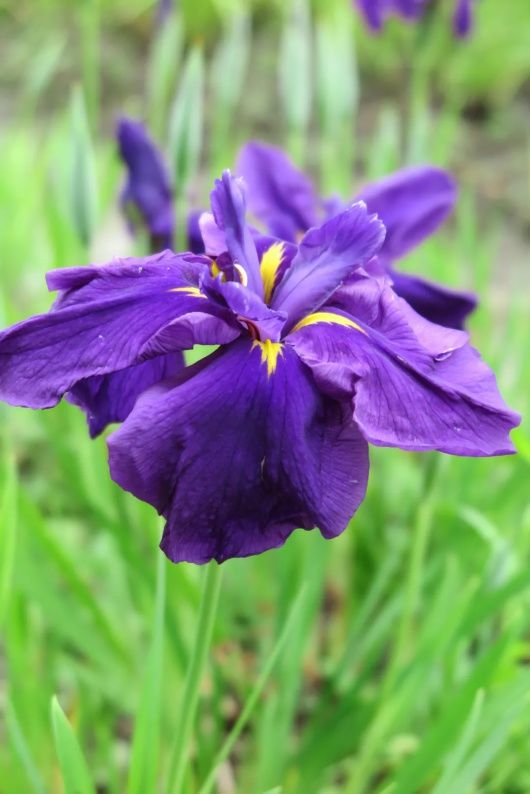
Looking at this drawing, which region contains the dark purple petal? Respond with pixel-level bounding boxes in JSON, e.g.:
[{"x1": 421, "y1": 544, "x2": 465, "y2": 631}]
[
  {"x1": 272, "y1": 202, "x2": 386, "y2": 329},
  {"x1": 186, "y1": 209, "x2": 206, "y2": 254},
  {"x1": 68, "y1": 354, "x2": 183, "y2": 438},
  {"x1": 200, "y1": 272, "x2": 286, "y2": 342},
  {"x1": 453, "y1": 0, "x2": 474, "y2": 38},
  {"x1": 356, "y1": 166, "x2": 457, "y2": 262},
  {"x1": 390, "y1": 269, "x2": 477, "y2": 330},
  {"x1": 210, "y1": 171, "x2": 263, "y2": 297},
  {"x1": 354, "y1": 0, "x2": 426, "y2": 30},
  {"x1": 117, "y1": 118, "x2": 174, "y2": 252},
  {"x1": 236, "y1": 141, "x2": 320, "y2": 242},
  {"x1": 108, "y1": 339, "x2": 369, "y2": 564},
  {"x1": 289, "y1": 274, "x2": 520, "y2": 456},
  {"x1": 0, "y1": 252, "x2": 233, "y2": 409}
]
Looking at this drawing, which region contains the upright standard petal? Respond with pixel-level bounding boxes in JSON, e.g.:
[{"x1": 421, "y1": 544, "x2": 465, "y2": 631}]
[
  {"x1": 200, "y1": 272, "x2": 287, "y2": 342},
  {"x1": 290, "y1": 274, "x2": 519, "y2": 456},
  {"x1": 356, "y1": 166, "x2": 457, "y2": 262},
  {"x1": 117, "y1": 118, "x2": 174, "y2": 251},
  {"x1": 271, "y1": 203, "x2": 386, "y2": 329},
  {"x1": 108, "y1": 339, "x2": 369, "y2": 564},
  {"x1": 390, "y1": 269, "x2": 477, "y2": 330},
  {"x1": 236, "y1": 141, "x2": 320, "y2": 242},
  {"x1": 0, "y1": 252, "x2": 233, "y2": 409},
  {"x1": 210, "y1": 171, "x2": 263, "y2": 297}
]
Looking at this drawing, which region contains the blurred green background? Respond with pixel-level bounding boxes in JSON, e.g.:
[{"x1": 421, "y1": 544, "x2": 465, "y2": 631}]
[{"x1": 0, "y1": 1, "x2": 529, "y2": 792}]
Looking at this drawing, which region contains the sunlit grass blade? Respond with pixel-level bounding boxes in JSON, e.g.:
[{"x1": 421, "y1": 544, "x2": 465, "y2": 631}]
[
  {"x1": 166, "y1": 563, "x2": 223, "y2": 794},
  {"x1": 315, "y1": 0, "x2": 357, "y2": 194},
  {"x1": 278, "y1": 0, "x2": 312, "y2": 162},
  {"x1": 0, "y1": 452, "x2": 17, "y2": 625},
  {"x1": 4, "y1": 700, "x2": 47, "y2": 794},
  {"x1": 51, "y1": 695, "x2": 96, "y2": 794},
  {"x1": 168, "y1": 43, "x2": 204, "y2": 247},
  {"x1": 209, "y1": 10, "x2": 251, "y2": 172},
  {"x1": 147, "y1": 13, "x2": 183, "y2": 139},
  {"x1": 127, "y1": 552, "x2": 167, "y2": 794},
  {"x1": 69, "y1": 86, "x2": 98, "y2": 250},
  {"x1": 198, "y1": 585, "x2": 307, "y2": 794}
]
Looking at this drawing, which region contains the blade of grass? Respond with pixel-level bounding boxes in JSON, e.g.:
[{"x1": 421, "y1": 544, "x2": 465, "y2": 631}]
[
  {"x1": 4, "y1": 700, "x2": 47, "y2": 794},
  {"x1": 198, "y1": 585, "x2": 307, "y2": 794},
  {"x1": 0, "y1": 452, "x2": 17, "y2": 625},
  {"x1": 166, "y1": 562, "x2": 223, "y2": 794},
  {"x1": 51, "y1": 695, "x2": 96, "y2": 794},
  {"x1": 127, "y1": 552, "x2": 167, "y2": 794}
]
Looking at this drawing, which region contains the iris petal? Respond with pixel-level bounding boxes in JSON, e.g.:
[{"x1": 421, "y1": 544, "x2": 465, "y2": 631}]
[
  {"x1": 356, "y1": 165, "x2": 457, "y2": 262},
  {"x1": 108, "y1": 339, "x2": 370, "y2": 564},
  {"x1": 272, "y1": 202, "x2": 385, "y2": 328},
  {"x1": 237, "y1": 141, "x2": 320, "y2": 242},
  {"x1": 0, "y1": 252, "x2": 235, "y2": 409},
  {"x1": 210, "y1": 171, "x2": 263, "y2": 297},
  {"x1": 290, "y1": 273, "x2": 520, "y2": 456}
]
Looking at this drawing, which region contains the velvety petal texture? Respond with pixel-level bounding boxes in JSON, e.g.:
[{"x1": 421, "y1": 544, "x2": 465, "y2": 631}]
[
  {"x1": 68, "y1": 355, "x2": 183, "y2": 438},
  {"x1": 272, "y1": 203, "x2": 386, "y2": 328},
  {"x1": 290, "y1": 272, "x2": 519, "y2": 456},
  {"x1": 109, "y1": 340, "x2": 370, "y2": 563},
  {"x1": 210, "y1": 172, "x2": 263, "y2": 297},
  {"x1": 0, "y1": 251, "x2": 231, "y2": 411},
  {"x1": 117, "y1": 118, "x2": 174, "y2": 251},
  {"x1": 356, "y1": 166, "x2": 457, "y2": 262},
  {"x1": 237, "y1": 141, "x2": 320, "y2": 242},
  {"x1": 390, "y1": 269, "x2": 477, "y2": 331}
]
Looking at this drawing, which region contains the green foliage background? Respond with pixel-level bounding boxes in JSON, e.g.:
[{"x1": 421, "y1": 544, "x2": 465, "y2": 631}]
[{"x1": 0, "y1": 0, "x2": 529, "y2": 792}]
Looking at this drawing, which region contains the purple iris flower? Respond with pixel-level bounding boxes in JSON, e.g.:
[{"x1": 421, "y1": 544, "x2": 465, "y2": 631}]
[
  {"x1": 117, "y1": 117, "x2": 175, "y2": 252},
  {"x1": 0, "y1": 172, "x2": 519, "y2": 564},
  {"x1": 237, "y1": 141, "x2": 477, "y2": 330},
  {"x1": 355, "y1": 0, "x2": 477, "y2": 37},
  {"x1": 117, "y1": 117, "x2": 205, "y2": 255}
]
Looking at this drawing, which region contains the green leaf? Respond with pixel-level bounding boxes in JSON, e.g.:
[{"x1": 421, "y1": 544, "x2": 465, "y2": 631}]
[
  {"x1": 168, "y1": 45, "x2": 204, "y2": 196},
  {"x1": 127, "y1": 553, "x2": 167, "y2": 794},
  {"x1": 68, "y1": 86, "x2": 98, "y2": 249},
  {"x1": 51, "y1": 696, "x2": 96, "y2": 794},
  {"x1": 0, "y1": 452, "x2": 17, "y2": 625}
]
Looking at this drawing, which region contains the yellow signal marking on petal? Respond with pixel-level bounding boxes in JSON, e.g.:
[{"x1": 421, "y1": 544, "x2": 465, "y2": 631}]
[
  {"x1": 252, "y1": 339, "x2": 283, "y2": 377},
  {"x1": 211, "y1": 262, "x2": 221, "y2": 277},
  {"x1": 291, "y1": 311, "x2": 366, "y2": 334},
  {"x1": 169, "y1": 286, "x2": 207, "y2": 299},
  {"x1": 260, "y1": 242, "x2": 285, "y2": 303}
]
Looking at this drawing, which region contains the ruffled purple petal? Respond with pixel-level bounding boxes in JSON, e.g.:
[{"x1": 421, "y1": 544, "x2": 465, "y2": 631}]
[
  {"x1": 68, "y1": 354, "x2": 183, "y2": 438},
  {"x1": 290, "y1": 273, "x2": 520, "y2": 456},
  {"x1": 108, "y1": 339, "x2": 369, "y2": 564},
  {"x1": 210, "y1": 171, "x2": 263, "y2": 297},
  {"x1": 117, "y1": 118, "x2": 174, "y2": 252},
  {"x1": 356, "y1": 166, "x2": 457, "y2": 262},
  {"x1": 272, "y1": 202, "x2": 386, "y2": 329},
  {"x1": 236, "y1": 141, "x2": 320, "y2": 242},
  {"x1": 390, "y1": 268, "x2": 477, "y2": 330},
  {"x1": 0, "y1": 252, "x2": 233, "y2": 409}
]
